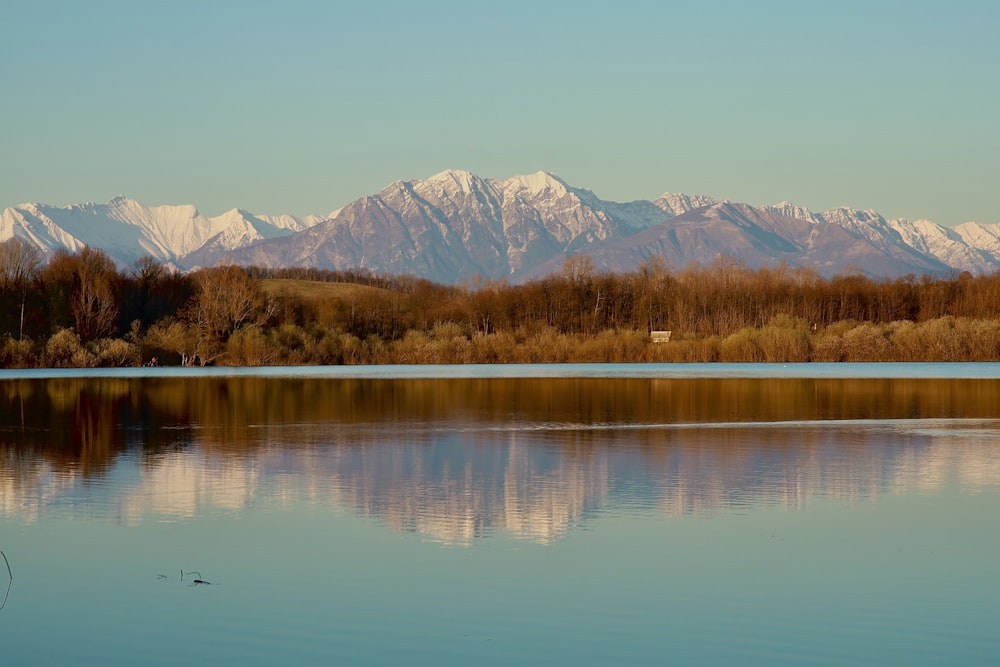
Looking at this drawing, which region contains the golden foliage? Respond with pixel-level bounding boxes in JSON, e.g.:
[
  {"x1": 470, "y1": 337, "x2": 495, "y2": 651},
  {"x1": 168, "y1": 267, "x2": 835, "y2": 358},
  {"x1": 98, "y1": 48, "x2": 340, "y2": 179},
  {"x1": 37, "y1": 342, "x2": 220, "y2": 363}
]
[
  {"x1": 10, "y1": 254, "x2": 1000, "y2": 365},
  {"x1": 43, "y1": 329, "x2": 96, "y2": 368}
]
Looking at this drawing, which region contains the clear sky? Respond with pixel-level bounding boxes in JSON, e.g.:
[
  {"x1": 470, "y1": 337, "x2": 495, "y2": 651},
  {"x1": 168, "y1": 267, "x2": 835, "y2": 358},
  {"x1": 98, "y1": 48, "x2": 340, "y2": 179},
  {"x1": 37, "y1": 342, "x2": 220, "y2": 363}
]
[{"x1": 2, "y1": 0, "x2": 997, "y2": 225}]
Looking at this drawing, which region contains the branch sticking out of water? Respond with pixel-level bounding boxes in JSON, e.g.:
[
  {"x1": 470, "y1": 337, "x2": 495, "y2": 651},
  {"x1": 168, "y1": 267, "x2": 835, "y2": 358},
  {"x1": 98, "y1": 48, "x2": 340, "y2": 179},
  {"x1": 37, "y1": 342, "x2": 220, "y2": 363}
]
[
  {"x1": 157, "y1": 569, "x2": 213, "y2": 587},
  {"x1": 1, "y1": 551, "x2": 11, "y2": 611}
]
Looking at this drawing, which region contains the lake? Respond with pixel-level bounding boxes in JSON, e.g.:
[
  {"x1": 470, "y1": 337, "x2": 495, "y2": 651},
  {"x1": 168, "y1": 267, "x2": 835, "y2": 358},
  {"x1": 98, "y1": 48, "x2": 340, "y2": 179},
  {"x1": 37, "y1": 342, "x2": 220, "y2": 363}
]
[{"x1": 1, "y1": 364, "x2": 999, "y2": 665}]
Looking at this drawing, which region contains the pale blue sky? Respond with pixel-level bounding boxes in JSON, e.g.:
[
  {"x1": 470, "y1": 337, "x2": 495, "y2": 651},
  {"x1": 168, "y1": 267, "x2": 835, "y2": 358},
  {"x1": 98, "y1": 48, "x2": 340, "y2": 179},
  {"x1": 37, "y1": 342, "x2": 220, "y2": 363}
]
[{"x1": 2, "y1": 0, "x2": 997, "y2": 225}]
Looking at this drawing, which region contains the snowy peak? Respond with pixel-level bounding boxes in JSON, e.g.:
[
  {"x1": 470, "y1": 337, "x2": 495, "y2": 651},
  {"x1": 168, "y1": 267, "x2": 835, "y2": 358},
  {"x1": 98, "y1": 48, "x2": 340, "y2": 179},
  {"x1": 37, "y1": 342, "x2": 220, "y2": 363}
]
[
  {"x1": 0, "y1": 196, "x2": 323, "y2": 268},
  {"x1": 501, "y1": 171, "x2": 570, "y2": 197},
  {"x1": 4, "y1": 170, "x2": 1000, "y2": 282},
  {"x1": 298, "y1": 172, "x2": 998, "y2": 281},
  {"x1": 653, "y1": 192, "x2": 722, "y2": 217},
  {"x1": 258, "y1": 212, "x2": 319, "y2": 232},
  {"x1": 820, "y1": 206, "x2": 888, "y2": 227},
  {"x1": 954, "y1": 221, "x2": 1000, "y2": 251},
  {"x1": 420, "y1": 170, "x2": 575, "y2": 208},
  {"x1": 425, "y1": 169, "x2": 483, "y2": 192},
  {"x1": 763, "y1": 201, "x2": 820, "y2": 224},
  {"x1": 221, "y1": 170, "x2": 675, "y2": 283},
  {"x1": 211, "y1": 208, "x2": 272, "y2": 240}
]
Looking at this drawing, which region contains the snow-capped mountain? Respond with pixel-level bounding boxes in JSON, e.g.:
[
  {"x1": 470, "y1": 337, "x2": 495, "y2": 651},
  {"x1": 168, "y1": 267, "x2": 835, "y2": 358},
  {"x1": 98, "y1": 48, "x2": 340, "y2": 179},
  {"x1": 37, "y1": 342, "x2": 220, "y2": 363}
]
[
  {"x1": 654, "y1": 192, "x2": 723, "y2": 217},
  {"x1": 222, "y1": 170, "x2": 996, "y2": 281},
  {"x1": 0, "y1": 196, "x2": 322, "y2": 269},
  {"x1": 223, "y1": 169, "x2": 671, "y2": 282},
  {"x1": 3, "y1": 171, "x2": 999, "y2": 283},
  {"x1": 518, "y1": 202, "x2": 952, "y2": 281},
  {"x1": 759, "y1": 203, "x2": 1000, "y2": 275}
]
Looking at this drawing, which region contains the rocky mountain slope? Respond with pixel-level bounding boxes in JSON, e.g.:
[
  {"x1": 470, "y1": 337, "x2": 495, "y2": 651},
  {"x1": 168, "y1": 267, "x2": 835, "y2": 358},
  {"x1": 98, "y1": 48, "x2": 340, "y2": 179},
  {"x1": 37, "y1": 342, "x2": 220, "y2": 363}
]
[
  {"x1": 0, "y1": 195, "x2": 321, "y2": 270},
  {"x1": 3, "y1": 171, "x2": 998, "y2": 282},
  {"x1": 223, "y1": 170, "x2": 671, "y2": 282}
]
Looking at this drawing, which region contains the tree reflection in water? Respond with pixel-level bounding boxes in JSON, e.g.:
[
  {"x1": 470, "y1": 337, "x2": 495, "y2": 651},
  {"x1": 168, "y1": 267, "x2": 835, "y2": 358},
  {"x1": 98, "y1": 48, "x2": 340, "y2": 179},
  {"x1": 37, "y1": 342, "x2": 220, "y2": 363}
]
[{"x1": 1, "y1": 374, "x2": 999, "y2": 543}]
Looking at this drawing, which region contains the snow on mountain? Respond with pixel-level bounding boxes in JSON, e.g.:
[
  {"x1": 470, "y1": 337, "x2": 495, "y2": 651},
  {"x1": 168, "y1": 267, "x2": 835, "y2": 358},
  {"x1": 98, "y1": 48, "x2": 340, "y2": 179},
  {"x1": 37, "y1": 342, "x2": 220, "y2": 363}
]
[
  {"x1": 0, "y1": 197, "x2": 323, "y2": 269},
  {"x1": 224, "y1": 171, "x2": 980, "y2": 283},
  {"x1": 952, "y1": 222, "x2": 1000, "y2": 260},
  {"x1": 4, "y1": 170, "x2": 1000, "y2": 282},
  {"x1": 761, "y1": 201, "x2": 822, "y2": 224},
  {"x1": 760, "y1": 202, "x2": 999, "y2": 276},
  {"x1": 179, "y1": 208, "x2": 313, "y2": 269},
  {"x1": 1, "y1": 202, "x2": 90, "y2": 255},
  {"x1": 896, "y1": 219, "x2": 1000, "y2": 274},
  {"x1": 653, "y1": 192, "x2": 723, "y2": 217},
  {"x1": 757, "y1": 203, "x2": 996, "y2": 276},
  {"x1": 516, "y1": 201, "x2": 949, "y2": 281},
  {"x1": 225, "y1": 170, "x2": 673, "y2": 283},
  {"x1": 257, "y1": 213, "x2": 322, "y2": 232}
]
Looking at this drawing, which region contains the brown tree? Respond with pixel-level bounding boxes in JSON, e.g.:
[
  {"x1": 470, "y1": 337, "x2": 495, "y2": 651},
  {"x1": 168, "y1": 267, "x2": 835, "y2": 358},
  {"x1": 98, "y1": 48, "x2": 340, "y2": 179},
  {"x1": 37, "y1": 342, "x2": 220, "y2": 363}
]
[
  {"x1": 183, "y1": 266, "x2": 269, "y2": 364},
  {"x1": 42, "y1": 247, "x2": 121, "y2": 341},
  {"x1": 0, "y1": 237, "x2": 43, "y2": 339}
]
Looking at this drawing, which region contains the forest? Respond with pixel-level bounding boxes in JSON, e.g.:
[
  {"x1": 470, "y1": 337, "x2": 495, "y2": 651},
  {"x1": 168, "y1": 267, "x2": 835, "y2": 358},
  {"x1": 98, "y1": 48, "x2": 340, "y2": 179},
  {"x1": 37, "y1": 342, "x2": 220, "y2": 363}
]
[{"x1": 2, "y1": 237, "x2": 1000, "y2": 367}]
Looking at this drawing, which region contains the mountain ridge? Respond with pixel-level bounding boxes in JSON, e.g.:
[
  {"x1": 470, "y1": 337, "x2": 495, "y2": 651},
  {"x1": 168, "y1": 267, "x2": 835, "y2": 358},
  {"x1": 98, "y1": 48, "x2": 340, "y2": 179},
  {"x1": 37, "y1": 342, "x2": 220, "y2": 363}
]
[{"x1": 3, "y1": 171, "x2": 998, "y2": 283}]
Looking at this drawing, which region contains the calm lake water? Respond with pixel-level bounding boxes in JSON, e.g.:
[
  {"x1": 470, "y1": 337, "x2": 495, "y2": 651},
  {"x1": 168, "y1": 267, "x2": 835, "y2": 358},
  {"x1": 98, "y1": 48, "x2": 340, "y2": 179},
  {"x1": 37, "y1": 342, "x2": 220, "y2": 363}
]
[{"x1": 1, "y1": 364, "x2": 998, "y2": 665}]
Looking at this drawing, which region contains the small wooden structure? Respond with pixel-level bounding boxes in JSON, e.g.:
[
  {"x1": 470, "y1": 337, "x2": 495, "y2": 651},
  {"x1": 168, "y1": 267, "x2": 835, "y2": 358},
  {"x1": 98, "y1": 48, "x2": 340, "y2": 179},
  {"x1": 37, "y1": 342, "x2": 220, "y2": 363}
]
[{"x1": 650, "y1": 330, "x2": 672, "y2": 343}]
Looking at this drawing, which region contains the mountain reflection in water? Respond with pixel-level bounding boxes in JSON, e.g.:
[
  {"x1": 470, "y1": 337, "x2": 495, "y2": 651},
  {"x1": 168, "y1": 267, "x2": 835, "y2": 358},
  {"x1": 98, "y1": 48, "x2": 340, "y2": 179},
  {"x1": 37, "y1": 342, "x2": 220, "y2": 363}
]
[{"x1": 2, "y1": 375, "x2": 999, "y2": 544}]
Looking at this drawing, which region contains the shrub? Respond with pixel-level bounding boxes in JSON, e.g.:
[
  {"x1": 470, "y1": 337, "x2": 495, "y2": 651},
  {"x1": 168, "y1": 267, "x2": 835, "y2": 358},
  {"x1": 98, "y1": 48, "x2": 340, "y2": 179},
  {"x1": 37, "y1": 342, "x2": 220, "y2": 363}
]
[
  {"x1": 224, "y1": 326, "x2": 277, "y2": 366},
  {"x1": 841, "y1": 322, "x2": 891, "y2": 362},
  {"x1": 885, "y1": 320, "x2": 920, "y2": 361},
  {"x1": 91, "y1": 338, "x2": 141, "y2": 367},
  {"x1": 568, "y1": 329, "x2": 649, "y2": 363},
  {"x1": 269, "y1": 323, "x2": 312, "y2": 364},
  {"x1": 44, "y1": 328, "x2": 96, "y2": 367},
  {"x1": 649, "y1": 334, "x2": 721, "y2": 362},
  {"x1": 0, "y1": 336, "x2": 38, "y2": 368},
  {"x1": 523, "y1": 327, "x2": 573, "y2": 363},
  {"x1": 758, "y1": 314, "x2": 811, "y2": 362},
  {"x1": 720, "y1": 328, "x2": 762, "y2": 362},
  {"x1": 309, "y1": 330, "x2": 346, "y2": 365},
  {"x1": 339, "y1": 333, "x2": 367, "y2": 364},
  {"x1": 961, "y1": 319, "x2": 1000, "y2": 360},
  {"x1": 469, "y1": 331, "x2": 519, "y2": 363}
]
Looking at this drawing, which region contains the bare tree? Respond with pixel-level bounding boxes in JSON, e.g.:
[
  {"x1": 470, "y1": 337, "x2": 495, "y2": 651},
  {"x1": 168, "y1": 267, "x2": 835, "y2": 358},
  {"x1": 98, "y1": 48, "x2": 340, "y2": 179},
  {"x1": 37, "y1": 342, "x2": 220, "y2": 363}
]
[
  {"x1": 0, "y1": 238, "x2": 43, "y2": 339},
  {"x1": 183, "y1": 266, "x2": 268, "y2": 364},
  {"x1": 71, "y1": 247, "x2": 120, "y2": 341},
  {"x1": 145, "y1": 318, "x2": 199, "y2": 366}
]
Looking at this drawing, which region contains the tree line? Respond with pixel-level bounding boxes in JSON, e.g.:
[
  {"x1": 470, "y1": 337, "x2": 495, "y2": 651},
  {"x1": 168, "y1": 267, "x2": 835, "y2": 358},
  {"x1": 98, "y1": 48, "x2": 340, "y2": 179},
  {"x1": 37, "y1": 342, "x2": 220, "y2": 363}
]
[{"x1": 3, "y1": 237, "x2": 1000, "y2": 367}]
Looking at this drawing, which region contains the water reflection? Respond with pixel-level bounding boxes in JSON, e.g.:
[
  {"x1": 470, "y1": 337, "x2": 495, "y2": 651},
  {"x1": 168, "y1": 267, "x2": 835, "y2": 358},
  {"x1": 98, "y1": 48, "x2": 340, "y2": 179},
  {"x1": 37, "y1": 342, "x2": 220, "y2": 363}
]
[{"x1": 2, "y1": 376, "x2": 999, "y2": 543}]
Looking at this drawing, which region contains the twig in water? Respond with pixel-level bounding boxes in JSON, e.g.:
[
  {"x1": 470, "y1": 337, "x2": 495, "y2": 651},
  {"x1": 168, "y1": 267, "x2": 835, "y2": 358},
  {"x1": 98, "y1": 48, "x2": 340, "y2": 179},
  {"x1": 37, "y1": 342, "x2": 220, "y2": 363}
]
[
  {"x1": 1, "y1": 551, "x2": 12, "y2": 611},
  {"x1": 157, "y1": 568, "x2": 213, "y2": 587}
]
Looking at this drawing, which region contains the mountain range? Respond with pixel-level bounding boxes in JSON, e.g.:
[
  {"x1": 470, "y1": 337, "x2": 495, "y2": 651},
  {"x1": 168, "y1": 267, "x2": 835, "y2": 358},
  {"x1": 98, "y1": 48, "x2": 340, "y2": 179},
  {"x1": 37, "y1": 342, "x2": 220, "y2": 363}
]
[{"x1": 3, "y1": 170, "x2": 999, "y2": 283}]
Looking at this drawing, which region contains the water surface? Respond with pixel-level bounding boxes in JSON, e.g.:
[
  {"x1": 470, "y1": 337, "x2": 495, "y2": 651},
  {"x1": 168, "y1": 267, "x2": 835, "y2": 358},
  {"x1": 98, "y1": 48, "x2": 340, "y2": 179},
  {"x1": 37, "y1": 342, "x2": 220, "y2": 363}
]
[{"x1": 1, "y1": 365, "x2": 998, "y2": 665}]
